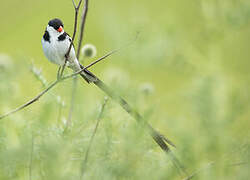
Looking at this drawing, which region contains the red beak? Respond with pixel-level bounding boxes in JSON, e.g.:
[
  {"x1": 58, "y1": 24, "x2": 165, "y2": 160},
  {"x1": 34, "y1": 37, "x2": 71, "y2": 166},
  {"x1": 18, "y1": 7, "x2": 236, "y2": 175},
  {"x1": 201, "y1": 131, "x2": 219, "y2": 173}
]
[{"x1": 57, "y1": 26, "x2": 63, "y2": 32}]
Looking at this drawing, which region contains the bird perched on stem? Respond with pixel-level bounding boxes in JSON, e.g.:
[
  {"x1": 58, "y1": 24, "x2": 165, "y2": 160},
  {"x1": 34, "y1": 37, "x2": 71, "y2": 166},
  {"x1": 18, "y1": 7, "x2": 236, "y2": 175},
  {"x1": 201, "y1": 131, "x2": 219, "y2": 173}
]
[{"x1": 41, "y1": 18, "x2": 96, "y2": 83}]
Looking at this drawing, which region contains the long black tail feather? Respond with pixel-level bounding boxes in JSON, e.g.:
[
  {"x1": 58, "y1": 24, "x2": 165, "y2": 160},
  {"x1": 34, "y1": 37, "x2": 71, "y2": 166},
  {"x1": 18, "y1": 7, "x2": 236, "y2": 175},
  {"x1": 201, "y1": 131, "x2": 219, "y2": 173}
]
[
  {"x1": 79, "y1": 67, "x2": 187, "y2": 176},
  {"x1": 79, "y1": 64, "x2": 98, "y2": 83}
]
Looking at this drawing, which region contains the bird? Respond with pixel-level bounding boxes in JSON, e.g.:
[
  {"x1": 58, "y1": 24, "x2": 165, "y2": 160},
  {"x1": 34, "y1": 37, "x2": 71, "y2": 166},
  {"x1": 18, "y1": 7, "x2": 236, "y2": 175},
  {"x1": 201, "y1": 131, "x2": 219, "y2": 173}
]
[
  {"x1": 41, "y1": 19, "x2": 183, "y2": 172},
  {"x1": 41, "y1": 18, "x2": 96, "y2": 83}
]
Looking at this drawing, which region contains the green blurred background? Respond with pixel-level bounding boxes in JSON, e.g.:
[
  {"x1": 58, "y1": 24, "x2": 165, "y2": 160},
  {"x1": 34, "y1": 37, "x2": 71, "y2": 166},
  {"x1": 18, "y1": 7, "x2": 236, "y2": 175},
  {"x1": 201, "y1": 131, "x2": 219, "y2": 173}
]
[{"x1": 1, "y1": 0, "x2": 250, "y2": 179}]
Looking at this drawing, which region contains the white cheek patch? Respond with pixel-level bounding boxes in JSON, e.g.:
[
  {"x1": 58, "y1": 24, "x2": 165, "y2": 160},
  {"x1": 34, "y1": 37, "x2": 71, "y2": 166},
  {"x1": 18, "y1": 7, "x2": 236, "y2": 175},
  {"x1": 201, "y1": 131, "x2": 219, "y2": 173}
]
[{"x1": 47, "y1": 26, "x2": 59, "y2": 36}]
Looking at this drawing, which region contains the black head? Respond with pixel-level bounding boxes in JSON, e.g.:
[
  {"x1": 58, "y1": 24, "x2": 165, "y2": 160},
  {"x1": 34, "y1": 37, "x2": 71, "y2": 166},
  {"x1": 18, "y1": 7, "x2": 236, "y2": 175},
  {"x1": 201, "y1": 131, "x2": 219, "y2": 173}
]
[{"x1": 48, "y1": 18, "x2": 64, "y2": 31}]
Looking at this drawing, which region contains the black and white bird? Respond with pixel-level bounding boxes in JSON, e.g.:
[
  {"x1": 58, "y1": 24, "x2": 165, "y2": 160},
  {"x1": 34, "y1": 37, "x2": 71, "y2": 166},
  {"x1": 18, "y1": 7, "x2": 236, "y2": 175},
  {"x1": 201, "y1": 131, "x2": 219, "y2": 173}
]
[
  {"x1": 41, "y1": 20, "x2": 178, "y2": 162},
  {"x1": 41, "y1": 18, "x2": 96, "y2": 83}
]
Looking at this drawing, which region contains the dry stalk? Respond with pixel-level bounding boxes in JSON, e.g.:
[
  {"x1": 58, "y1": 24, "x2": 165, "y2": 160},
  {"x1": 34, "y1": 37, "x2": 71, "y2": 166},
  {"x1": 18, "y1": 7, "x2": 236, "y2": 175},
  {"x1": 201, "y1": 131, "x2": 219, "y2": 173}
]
[
  {"x1": 80, "y1": 98, "x2": 108, "y2": 178},
  {"x1": 65, "y1": 0, "x2": 89, "y2": 131}
]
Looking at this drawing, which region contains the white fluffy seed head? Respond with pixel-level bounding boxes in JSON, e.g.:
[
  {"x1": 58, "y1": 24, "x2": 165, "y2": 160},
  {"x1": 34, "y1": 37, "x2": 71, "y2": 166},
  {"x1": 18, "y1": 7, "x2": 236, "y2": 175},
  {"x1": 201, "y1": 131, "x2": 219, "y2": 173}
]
[
  {"x1": 81, "y1": 44, "x2": 97, "y2": 58},
  {"x1": 0, "y1": 53, "x2": 12, "y2": 69},
  {"x1": 139, "y1": 83, "x2": 155, "y2": 95}
]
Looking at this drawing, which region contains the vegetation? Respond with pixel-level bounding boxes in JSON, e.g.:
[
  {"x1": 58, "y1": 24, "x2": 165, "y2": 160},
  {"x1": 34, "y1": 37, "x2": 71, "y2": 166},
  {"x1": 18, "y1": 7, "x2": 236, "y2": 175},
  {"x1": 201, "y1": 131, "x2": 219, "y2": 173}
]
[{"x1": 0, "y1": 0, "x2": 250, "y2": 179}]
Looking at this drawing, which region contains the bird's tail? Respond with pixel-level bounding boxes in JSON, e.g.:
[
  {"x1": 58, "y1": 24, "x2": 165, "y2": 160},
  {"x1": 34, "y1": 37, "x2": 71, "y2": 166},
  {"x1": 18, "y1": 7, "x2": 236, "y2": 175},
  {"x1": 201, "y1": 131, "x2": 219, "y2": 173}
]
[
  {"x1": 69, "y1": 58, "x2": 97, "y2": 83},
  {"x1": 79, "y1": 64, "x2": 97, "y2": 83},
  {"x1": 93, "y1": 79, "x2": 188, "y2": 176},
  {"x1": 77, "y1": 65, "x2": 187, "y2": 176}
]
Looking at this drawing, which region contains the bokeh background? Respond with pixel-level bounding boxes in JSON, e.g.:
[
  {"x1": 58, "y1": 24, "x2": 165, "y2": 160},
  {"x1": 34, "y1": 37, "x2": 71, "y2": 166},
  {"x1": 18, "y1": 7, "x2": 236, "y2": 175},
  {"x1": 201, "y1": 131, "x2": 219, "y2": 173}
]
[{"x1": 1, "y1": 0, "x2": 250, "y2": 179}]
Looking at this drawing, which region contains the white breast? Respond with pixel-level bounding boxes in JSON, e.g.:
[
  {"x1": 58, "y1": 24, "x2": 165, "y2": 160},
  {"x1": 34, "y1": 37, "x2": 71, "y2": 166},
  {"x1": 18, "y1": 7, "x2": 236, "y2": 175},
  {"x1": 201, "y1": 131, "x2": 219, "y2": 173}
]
[
  {"x1": 42, "y1": 38, "x2": 64, "y2": 66},
  {"x1": 41, "y1": 27, "x2": 81, "y2": 72}
]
